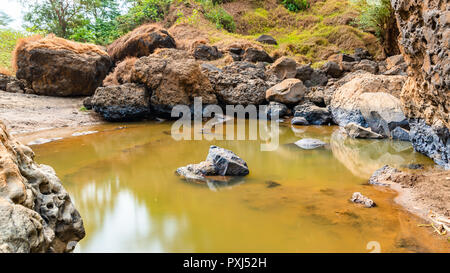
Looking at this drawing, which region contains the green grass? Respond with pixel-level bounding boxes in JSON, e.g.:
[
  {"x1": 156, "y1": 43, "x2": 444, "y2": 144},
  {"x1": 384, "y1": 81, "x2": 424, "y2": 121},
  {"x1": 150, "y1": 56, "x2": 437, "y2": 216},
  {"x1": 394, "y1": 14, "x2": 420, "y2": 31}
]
[{"x1": 0, "y1": 28, "x2": 27, "y2": 74}]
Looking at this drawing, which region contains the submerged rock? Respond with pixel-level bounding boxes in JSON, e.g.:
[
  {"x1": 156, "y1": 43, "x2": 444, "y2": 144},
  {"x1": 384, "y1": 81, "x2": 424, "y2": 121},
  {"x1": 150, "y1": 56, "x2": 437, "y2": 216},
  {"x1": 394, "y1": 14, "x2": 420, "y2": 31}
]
[
  {"x1": 344, "y1": 122, "x2": 384, "y2": 139},
  {"x1": 350, "y1": 192, "x2": 376, "y2": 208},
  {"x1": 0, "y1": 121, "x2": 84, "y2": 252},
  {"x1": 294, "y1": 138, "x2": 326, "y2": 150},
  {"x1": 91, "y1": 83, "x2": 151, "y2": 121},
  {"x1": 265, "y1": 101, "x2": 289, "y2": 120}
]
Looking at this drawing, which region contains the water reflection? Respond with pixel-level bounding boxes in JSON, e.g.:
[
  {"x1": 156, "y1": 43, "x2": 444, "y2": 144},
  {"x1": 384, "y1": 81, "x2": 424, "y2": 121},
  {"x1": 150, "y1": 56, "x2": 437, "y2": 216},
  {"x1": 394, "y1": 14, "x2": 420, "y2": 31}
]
[{"x1": 329, "y1": 129, "x2": 432, "y2": 179}]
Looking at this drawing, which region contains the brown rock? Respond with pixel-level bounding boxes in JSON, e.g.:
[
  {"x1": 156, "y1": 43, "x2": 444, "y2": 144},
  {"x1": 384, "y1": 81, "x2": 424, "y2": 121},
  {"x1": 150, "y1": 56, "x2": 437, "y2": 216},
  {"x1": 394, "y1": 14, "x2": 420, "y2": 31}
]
[
  {"x1": 132, "y1": 49, "x2": 217, "y2": 116},
  {"x1": 107, "y1": 24, "x2": 176, "y2": 63},
  {"x1": 266, "y1": 79, "x2": 306, "y2": 105},
  {"x1": 267, "y1": 57, "x2": 297, "y2": 80},
  {"x1": 15, "y1": 35, "x2": 111, "y2": 96}
]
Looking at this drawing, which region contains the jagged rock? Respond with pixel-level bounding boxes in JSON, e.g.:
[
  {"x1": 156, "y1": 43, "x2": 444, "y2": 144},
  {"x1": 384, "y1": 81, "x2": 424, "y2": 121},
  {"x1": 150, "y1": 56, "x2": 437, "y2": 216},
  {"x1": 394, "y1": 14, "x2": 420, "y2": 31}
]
[
  {"x1": 5, "y1": 78, "x2": 33, "y2": 94},
  {"x1": 338, "y1": 53, "x2": 357, "y2": 63},
  {"x1": 294, "y1": 138, "x2": 326, "y2": 149},
  {"x1": 350, "y1": 192, "x2": 375, "y2": 208},
  {"x1": 132, "y1": 49, "x2": 217, "y2": 116},
  {"x1": 322, "y1": 61, "x2": 343, "y2": 78},
  {"x1": 353, "y1": 48, "x2": 372, "y2": 60},
  {"x1": 0, "y1": 74, "x2": 13, "y2": 90},
  {"x1": 265, "y1": 101, "x2": 289, "y2": 120},
  {"x1": 369, "y1": 165, "x2": 400, "y2": 186},
  {"x1": 193, "y1": 44, "x2": 223, "y2": 60},
  {"x1": 82, "y1": 96, "x2": 93, "y2": 110},
  {"x1": 344, "y1": 122, "x2": 384, "y2": 139},
  {"x1": 201, "y1": 63, "x2": 222, "y2": 73},
  {"x1": 15, "y1": 36, "x2": 111, "y2": 96},
  {"x1": 243, "y1": 48, "x2": 273, "y2": 63},
  {"x1": 294, "y1": 102, "x2": 332, "y2": 125},
  {"x1": 0, "y1": 121, "x2": 84, "y2": 253},
  {"x1": 267, "y1": 57, "x2": 297, "y2": 80},
  {"x1": 206, "y1": 146, "x2": 249, "y2": 176},
  {"x1": 296, "y1": 65, "x2": 328, "y2": 87},
  {"x1": 330, "y1": 73, "x2": 408, "y2": 137},
  {"x1": 391, "y1": 0, "x2": 449, "y2": 168},
  {"x1": 91, "y1": 83, "x2": 151, "y2": 121},
  {"x1": 353, "y1": 59, "x2": 378, "y2": 74},
  {"x1": 291, "y1": 116, "x2": 309, "y2": 125},
  {"x1": 266, "y1": 79, "x2": 306, "y2": 105},
  {"x1": 409, "y1": 119, "x2": 450, "y2": 169},
  {"x1": 206, "y1": 61, "x2": 275, "y2": 105},
  {"x1": 176, "y1": 146, "x2": 249, "y2": 182},
  {"x1": 385, "y1": 55, "x2": 405, "y2": 70},
  {"x1": 256, "y1": 35, "x2": 278, "y2": 45},
  {"x1": 391, "y1": 127, "x2": 410, "y2": 141},
  {"x1": 107, "y1": 25, "x2": 176, "y2": 63}
]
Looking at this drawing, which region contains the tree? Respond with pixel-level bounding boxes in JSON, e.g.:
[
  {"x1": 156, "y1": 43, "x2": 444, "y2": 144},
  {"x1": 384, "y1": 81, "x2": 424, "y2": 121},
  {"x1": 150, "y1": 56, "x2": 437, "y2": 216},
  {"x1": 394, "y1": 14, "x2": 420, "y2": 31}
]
[
  {"x1": 0, "y1": 11, "x2": 13, "y2": 27},
  {"x1": 356, "y1": 0, "x2": 400, "y2": 56}
]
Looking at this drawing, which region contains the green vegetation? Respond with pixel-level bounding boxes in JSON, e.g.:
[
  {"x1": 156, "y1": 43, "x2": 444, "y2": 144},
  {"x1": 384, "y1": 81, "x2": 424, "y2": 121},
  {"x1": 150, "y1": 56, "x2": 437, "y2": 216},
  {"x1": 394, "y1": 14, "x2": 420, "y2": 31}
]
[
  {"x1": 282, "y1": 0, "x2": 310, "y2": 12},
  {"x1": 195, "y1": 0, "x2": 235, "y2": 32},
  {"x1": 118, "y1": 0, "x2": 173, "y2": 32},
  {"x1": 0, "y1": 29, "x2": 27, "y2": 74}
]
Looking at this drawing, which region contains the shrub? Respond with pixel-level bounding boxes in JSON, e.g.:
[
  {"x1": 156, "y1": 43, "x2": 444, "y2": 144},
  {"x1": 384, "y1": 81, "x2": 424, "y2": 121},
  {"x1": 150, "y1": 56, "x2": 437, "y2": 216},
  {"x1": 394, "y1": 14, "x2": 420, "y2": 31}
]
[
  {"x1": 0, "y1": 29, "x2": 28, "y2": 74},
  {"x1": 197, "y1": 0, "x2": 236, "y2": 32},
  {"x1": 282, "y1": 0, "x2": 309, "y2": 12},
  {"x1": 118, "y1": 0, "x2": 173, "y2": 32}
]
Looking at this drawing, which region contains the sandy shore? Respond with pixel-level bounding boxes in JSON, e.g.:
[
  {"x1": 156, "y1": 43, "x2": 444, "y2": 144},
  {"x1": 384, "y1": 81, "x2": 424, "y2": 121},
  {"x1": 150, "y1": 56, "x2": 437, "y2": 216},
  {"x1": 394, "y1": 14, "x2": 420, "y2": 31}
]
[{"x1": 0, "y1": 91, "x2": 104, "y2": 135}]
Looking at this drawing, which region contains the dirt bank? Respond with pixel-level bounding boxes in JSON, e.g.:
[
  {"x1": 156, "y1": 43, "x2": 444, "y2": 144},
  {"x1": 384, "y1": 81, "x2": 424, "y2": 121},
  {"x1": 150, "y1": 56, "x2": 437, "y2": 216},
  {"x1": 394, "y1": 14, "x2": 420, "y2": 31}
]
[
  {"x1": 0, "y1": 91, "x2": 104, "y2": 135},
  {"x1": 371, "y1": 166, "x2": 450, "y2": 237}
]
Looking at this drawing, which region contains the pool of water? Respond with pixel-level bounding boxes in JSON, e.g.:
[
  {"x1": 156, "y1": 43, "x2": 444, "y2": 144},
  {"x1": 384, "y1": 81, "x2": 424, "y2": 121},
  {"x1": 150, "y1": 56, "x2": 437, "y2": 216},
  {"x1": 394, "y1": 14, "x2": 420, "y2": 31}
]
[{"x1": 31, "y1": 120, "x2": 449, "y2": 252}]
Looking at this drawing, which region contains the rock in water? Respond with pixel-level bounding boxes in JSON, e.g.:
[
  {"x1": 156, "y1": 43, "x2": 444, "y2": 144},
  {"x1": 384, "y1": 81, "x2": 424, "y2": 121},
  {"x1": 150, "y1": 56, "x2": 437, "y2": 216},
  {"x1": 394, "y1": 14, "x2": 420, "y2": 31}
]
[
  {"x1": 351, "y1": 192, "x2": 376, "y2": 208},
  {"x1": 0, "y1": 121, "x2": 84, "y2": 252},
  {"x1": 265, "y1": 79, "x2": 306, "y2": 105},
  {"x1": 265, "y1": 101, "x2": 289, "y2": 120},
  {"x1": 391, "y1": 127, "x2": 410, "y2": 141},
  {"x1": 291, "y1": 116, "x2": 309, "y2": 126},
  {"x1": 294, "y1": 138, "x2": 326, "y2": 150},
  {"x1": 91, "y1": 83, "x2": 151, "y2": 121},
  {"x1": 344, "y1": 122, "x2": 384, "y2": 139},
  {"x1": 176, "y1": 146, "x2": 249, "y2": 181},
  {"x1": 15, "y1": 36, "x2": 111, "y2": 96},
  {"x1": 206, "y1": 146, "x2": 249, "y2": 176},
  {"x1": 369, "y1": 165, "x2": 400, "y2": 186},
  {"x1": 107, "y1": 25, "x2": 176, "y2": 63}
]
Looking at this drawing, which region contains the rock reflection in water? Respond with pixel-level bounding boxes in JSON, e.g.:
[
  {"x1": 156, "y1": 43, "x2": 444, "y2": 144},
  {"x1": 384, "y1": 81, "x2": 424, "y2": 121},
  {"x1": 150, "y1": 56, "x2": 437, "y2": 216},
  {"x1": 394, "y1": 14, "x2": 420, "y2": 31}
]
[{"x1": 330, "y1": 129, "x2": 432, "y2": 179}]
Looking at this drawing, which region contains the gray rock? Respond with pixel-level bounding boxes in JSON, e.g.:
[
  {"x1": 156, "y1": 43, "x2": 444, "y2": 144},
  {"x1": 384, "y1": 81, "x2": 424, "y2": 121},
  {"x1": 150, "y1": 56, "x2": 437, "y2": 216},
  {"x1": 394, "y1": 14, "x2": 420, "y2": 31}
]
[
  {"x1": 350, "y1": 192, "x2": 376, "y2": 208},
  {"x1": 265, "y1": 101, "x2": 289, "y2": 120},
  {"x1": 291, "y1": 116, "x2": 309, "y2": 125},
  {"x1": 294, "y1": 102, "x2": 332, "y2": 125},
  {"x1": 193, "y1": 44, "x2": 223, "y2": 61},
  {"x1": 206, "y1": 146, "x2": 249, "y2": 176},
  {"x1": 344, "y1": 122, "x2": 384, "y2": 139},
  {"x1": 391, "y1": 127, "x2": 410, "y2": 141},
  {"x1": 294, "y1": 138, "x2": 327, "y2": 149},
  {"x1": 322, "y1": 61, "x2": 343, "y2": 78},
  {"x1": 176, "y1": 161, "x2": 217, "y2": 182},
  {"x1": 353, "y1": 59, "x2": 378, "y2": 74},
  {"x1": 91, "y1": 83, "x2": 151, "y2": 121},
  {"x1": 201, "y1": 63, "x2": 222, "y2": 73},
  {"x1": 256, "y1": 35, "x2": 278, "y2": 45},
  {"x1": 268, "y1": 57, "x2": 297, "y2": 80},
  {"x1": 409, "y1": 119, "x2": 450, "y2": 169},
  {"x1": 353, "y1": 48, "x2": 372, "y2": 60},
  {"x1": 82, "y1": 96, "x2": 93, "y2": 110},
  {"x1": 243, "y1": 48, "x2": 273, "y2": 63}
]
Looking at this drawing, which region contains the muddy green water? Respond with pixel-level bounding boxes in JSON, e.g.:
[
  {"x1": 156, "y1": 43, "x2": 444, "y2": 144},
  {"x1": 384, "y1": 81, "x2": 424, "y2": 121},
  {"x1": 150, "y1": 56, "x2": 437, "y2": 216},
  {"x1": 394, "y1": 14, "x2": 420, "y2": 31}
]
[{"x1": 30, "y1": 120, "x2": 449, "y2": 252}]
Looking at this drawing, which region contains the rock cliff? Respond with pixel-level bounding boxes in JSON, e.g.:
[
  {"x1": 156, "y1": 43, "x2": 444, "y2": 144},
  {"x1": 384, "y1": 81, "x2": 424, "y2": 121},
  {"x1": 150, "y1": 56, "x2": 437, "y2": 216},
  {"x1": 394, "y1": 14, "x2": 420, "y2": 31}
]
[
  {"x1": 0, "y1": 121, "x2": 85, "y2": 252},
  {"x1": 392, "y1": 0, "x2": 449, "y2": 167}
]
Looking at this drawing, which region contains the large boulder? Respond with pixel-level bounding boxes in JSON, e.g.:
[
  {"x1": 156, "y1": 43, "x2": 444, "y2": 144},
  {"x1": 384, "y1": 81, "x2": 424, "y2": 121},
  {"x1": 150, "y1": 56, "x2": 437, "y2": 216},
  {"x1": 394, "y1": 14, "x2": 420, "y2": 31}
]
[
  {"x1": 91, "y1": 83, "x2": 151, "y2": 121},
  {"x1": 330, "y1": 73, "x2": 408, "y2": 137},
  {"x1": 0, "y1": 121, "x2": 84, "y2": 252},
  {"x1": 266, "y1": 79, "x2": 306, "y2": 105},
  {"x1": 391, "y1": 0, "x2": 450, "y2": 167},
  {"x1": 295, "y1": 65, "x2": 328, "y2": 87},
  {"x1": 193, "y1": 44, "x2": 223, "y2": 61},
  {"x1": 206, "y1": 61, "x2": 276, "y2": 105},
  {"x1": 267, "y1": 57, "x2": 297, "y2": 80},
  {"x1": 15, "y1": 35, "x2": 111, "y2": 96},
  {"x1": 132, "y1": 49, "x2": 217, "y2": 116},
  {"x1": 107, "y1": 25, "x2": 176, "y2": 63}
]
